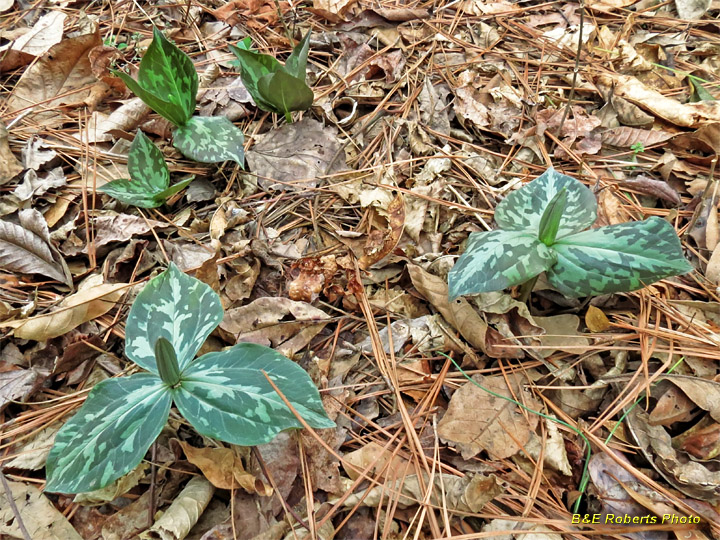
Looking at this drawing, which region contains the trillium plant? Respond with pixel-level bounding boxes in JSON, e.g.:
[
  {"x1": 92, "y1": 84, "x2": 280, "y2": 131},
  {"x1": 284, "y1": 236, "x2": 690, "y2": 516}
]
[
  {"x1": 99, "y1": 130, "x2": 193, "y2": 208},
  {"x1": 229, "y1": 32, "x2": 314, "y2": 122},
  {"x1": 448, "y1": 168, "x2": 693, "y2": 300},
  {"x1": 45, "y1": 264, "x2": 335, "y2": 494},
  {"x1": 114, "y1": 27, "x2": 245, "y2": 164}
]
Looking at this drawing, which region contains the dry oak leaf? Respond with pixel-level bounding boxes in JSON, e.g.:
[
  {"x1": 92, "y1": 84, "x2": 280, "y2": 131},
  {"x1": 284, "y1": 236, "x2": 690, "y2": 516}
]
[
  {"x1": 438, "y1": 374, "x2": 541, "y2": 460},
  {"x1": 313, "y1": 0, "x2": 357, "y2": 17},
  {"x1": 1, "y1": 281, "x2": 128, "y2": 340},
  {"x1": 598, "y1": 73, "x2": 720, "y2": 128},
  {"x1": 7, "y1": 30, "x2": 104, "y2": 126}
]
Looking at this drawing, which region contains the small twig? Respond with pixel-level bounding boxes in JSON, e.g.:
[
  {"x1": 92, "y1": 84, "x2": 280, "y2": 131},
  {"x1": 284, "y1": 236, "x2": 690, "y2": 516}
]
[
  {"x1": 556, "y1": 0, "x2": 585, "y2": 140},
  {"x1": 147, "y1": 441, "x2": 158, "y2": 529},
  {"x1": 1, "y1": 472, "x2": 31, "y2": 540}
]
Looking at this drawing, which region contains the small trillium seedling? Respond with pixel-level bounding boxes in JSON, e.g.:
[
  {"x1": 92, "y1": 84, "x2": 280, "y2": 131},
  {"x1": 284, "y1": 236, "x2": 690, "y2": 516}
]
[
  {"x1": 45, "y1": 263, "x2": 335, "y2": 494},
  {"x1": 448, "y1": 168, "x2": 693, "y2": 300},
  {"x1": 98, "y1": 130, "x2": 193, "y2": 208},
  {"x1": 229, "y1": 32, "x2": 314, "y2": 122},
  {"x1": 113, "y1": 27, "x2": 245, "y2": 164}
]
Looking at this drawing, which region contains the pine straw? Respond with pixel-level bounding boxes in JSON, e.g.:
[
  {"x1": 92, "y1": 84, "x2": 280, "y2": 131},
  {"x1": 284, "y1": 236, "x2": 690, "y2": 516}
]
[{"x1": 1, "y1": 0, "x2": 719, "y2": 538}]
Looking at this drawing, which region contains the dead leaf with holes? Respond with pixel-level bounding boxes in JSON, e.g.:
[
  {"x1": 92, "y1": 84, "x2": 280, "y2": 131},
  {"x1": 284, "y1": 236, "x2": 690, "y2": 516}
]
[
  {"x1": 288, "y1": 255, "x2": 338, "y2": 302},
  {"x1": 438, "y1": 374, "x2": 541, "y2": 459}
]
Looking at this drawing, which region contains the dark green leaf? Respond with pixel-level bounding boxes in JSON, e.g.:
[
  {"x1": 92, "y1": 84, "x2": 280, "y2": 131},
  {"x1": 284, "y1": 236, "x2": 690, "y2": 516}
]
[
  {"x1": 448, "y1": 230, "x2": 556, "y2": 300},
  {"x1": 547, "y1": 217, "x2": 694, "y2": 297},
  {"x1": 155, "y1": 337, "x2": 181, "y2": 387},
  {"x1": 228, "y1": 44, "x2": 282, "y2": 110},
  {"x1": 114, "y1": 27, "x2": 197, "y2": 126},
  {"x1": 125, "y1": 263, "x2": 224, "y2": 374},
  {"x1": 284, "y1": 32, "x2": 311, "y2": 79},
  {"x1": 44, "y1": 374, "x2": 171, "y2": 494},
  {"x1": 495, "y1": 168, "x2": 596, "y2": 239},
  {"x1": 98, "y1": 131, "x2": 193, "y2": 208},
  {"x1": 173, "y1": 116, "x2": 245, "y2": 164},
  {"x1": 258, "y1": 70, "x2": 314, "y2": 116},
  {"x1": 174, "y1": 343, "x2": 335, "y2": 446}
]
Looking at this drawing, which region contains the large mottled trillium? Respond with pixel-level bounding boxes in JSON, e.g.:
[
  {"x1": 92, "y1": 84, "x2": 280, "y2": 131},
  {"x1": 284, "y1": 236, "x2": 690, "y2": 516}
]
[
  {"x1": 114, "y1": 27, "x2": 244, "y2": 164},
  {"x1": 99, "y1": 131, "x2": 194, "y2": 208},
  {"x1": 448, "y1": 168, "x2": 693, "y2": 299},
  {"x1": 45, "y1": 264, "x2": 334, "y2": 494},
  {"x1": 229, "y1": 32, "x2": 314, "y2": 122}
]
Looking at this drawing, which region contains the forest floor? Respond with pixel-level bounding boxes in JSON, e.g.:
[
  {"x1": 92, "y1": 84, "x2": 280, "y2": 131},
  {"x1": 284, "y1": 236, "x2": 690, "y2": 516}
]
[{"x1": 1, "y1": 0, "x2": 720, "y2": 538}]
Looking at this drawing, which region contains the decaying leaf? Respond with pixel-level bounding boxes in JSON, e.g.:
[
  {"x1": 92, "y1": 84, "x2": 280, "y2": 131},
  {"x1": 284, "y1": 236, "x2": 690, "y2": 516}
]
[
  {"x1": 0, "y1": 122, "x2": 22, "y2": 185},
  {"x1": 142, "y1": 476, "x2": 214, "y2": 540},
  {"x1": 0, "y1": 367, "x2": 44, "y2": 413},
  {"x1": 0, "y1": 480, "x2": 82, "y2": 540},
  {"x1": 2, "y1": 280, "x2": 128, "y2": 340},
  {"x1": 438, "y1": 374, "x2": 541, "y2": 459},
  {"x1": 73, "y1": 463, "x2": 149, "y2": 505},
  {"x1": 246, "y1": 118, "x2": 346, "y2": 191},
  {"x1": 359, "y1": 194, "x2": 405, "y2": 269},
  {"x1": 0, "y1": 209, "x2": 72, "y2": 286},
  {"x1": 219, "y1": 297, "x2": 330, "y2": 357}
]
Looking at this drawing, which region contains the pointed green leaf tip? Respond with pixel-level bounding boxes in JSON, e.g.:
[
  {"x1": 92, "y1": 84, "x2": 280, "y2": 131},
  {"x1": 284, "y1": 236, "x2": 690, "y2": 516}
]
[
  {"x1": 449, "y1": 167, "x2": 692, "y2": 299},
  {"x1": 98, "y1": 130, "x2": 194, "y2": 208},
  {"x1": 113, "y1": 27, "x2": 197, "y2": 126},
  {"x1": 229, "y1": 32, "x2": 314, "y2": 118},
  {"x1": 46, "y1": 263, "x2": 335, "y2": 494}
]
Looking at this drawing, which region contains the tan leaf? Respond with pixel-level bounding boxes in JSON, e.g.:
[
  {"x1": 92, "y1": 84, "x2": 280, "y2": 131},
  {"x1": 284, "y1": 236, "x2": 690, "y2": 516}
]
[
  {"x1": 343, "y1": 441, "x2": 412, "y2": 481},
  {"x1": 3, "y1": 11, "x2": 66, "y2": 57},
  {"x1": 585, "y1": 305, "x2": 611, "y2": 332},
  {"x1": 2, "y1": 282, "x2": 128, "y2": 340},
  {"x1": 179, "y1": 441, "x2": 272, "y2": 494},
  {"x1": 438, "y1": 374, "x2": 541, "y2": 459},
  {"x1": 313, "y1": 0, "x2": 357, "y2": 16},
  {"x1": 143, "y1": 476, "x2": 214, "y2": 540},
  {"x1": 0, "y1": 121, "x2": 22, "y2": 185},
  {"x1": 706, "y1": 242, "x2": 720, "y2": 286},
  {"x1": 601, "y1": 126, "x2": 675, "y2": 148},
  {"x1": 598, "y1": 73, "x2": 720, "y2": 128},
  {"x1": 359, "y1": 194, "x2": 405, "y2": 269},
  {"x1": 532, "y1": 314, "x2": 591, "y2": 358}
]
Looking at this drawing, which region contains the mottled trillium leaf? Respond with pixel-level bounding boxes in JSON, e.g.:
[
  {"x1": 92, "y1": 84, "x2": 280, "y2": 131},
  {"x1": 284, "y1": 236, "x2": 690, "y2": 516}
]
[
  {"x1": 448, "y1": 230, "x2": 557, "y2": 300},
  {"x1": 495, "y1": 168, "x2": 596, "y2": 239},
  {"x1": 44, "y1": 374, "x2": 171, "y2": 494},
  {"x1": 547, "y1": 217, "x2": 694, "y2": 297},
  {"x1": 173, "y1": 116, "x2": 245, "y2": 164},
  {"x1": 125, "y1": 263, "x2": 224, "y2": 373},
  {"x1": 173, "y1": 343, "x2": 336, "y2": 446},
  {"x1": 98, "y1": 131, "x2": 194, "y2": 208},
  {"x1": 229, "y1": 34, "x2": 313, "y2": 117},
  {"x1": 114, "y1": 27, "x2": 197, "y2": 126}
]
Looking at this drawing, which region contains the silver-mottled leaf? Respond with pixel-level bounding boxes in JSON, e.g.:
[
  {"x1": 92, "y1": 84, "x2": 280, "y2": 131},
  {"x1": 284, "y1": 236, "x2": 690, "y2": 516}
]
[
  {"x1": 44, "y1": 374, "x2": 171, "y2": 494},
  {"x1": 173, "y1": 116, "x2": 245, "y2": 165},
  {"x1": 448, "y1": 230, "x2": 556, "y2": 300},
  {"x1": 125, "y1": 263, "x2": 223, "y2": 373},
  {"x1": 174, "y1": 343, "x2": 335, "y2": 446}
]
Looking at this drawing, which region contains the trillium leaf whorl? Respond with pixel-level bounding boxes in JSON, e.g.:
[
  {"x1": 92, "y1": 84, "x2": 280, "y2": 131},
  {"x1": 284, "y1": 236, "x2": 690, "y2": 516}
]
[
  {"x1": 449, "y1": 168, "x2": 692, "y2": 299},
  {"x1": 173, "y1": 116, "x2": 245, "y2": 165},
  {"x1": 45, "y1": 264, "x2": 335, "y2": 494}
]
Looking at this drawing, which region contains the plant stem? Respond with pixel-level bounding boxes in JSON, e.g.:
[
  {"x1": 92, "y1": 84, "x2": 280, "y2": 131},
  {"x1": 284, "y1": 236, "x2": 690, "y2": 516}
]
[
  {"x1": 518, "y1": 275, "x2": 539, "y2": 303},
  {"x1": 284, "y1": 111, "x2": 292, "y2": 123}
]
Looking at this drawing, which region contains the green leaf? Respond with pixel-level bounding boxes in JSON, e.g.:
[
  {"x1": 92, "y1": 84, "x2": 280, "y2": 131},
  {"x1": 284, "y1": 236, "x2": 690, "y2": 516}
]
[
  {"x1": 547, "y1": 217, "x2": 694, "y2": 297},
  {"x1": 538, "y1": 188, "x2": 568, "y2": 246},
  {"x1": 173, "y1": 116, "x2": 245, "y2": 164},
  {"x1": 45, "y1": 374, "x2": 171, "y2": 494},
  {"x1": 448, "y1": 230, "x2": 557, "y2": 300},
  {"x1": 495, "y1": 168, "x2": 596, "y2": 239},
  {"x1": 125, "y1": 263, "x2": 224, "y2": 374},
  {"x1": 229, "y1": 39, "x2": 313, "y2": 116},
  {"x1": 174, "y1": 343, "x2": 335, "y2": 446},
  {"x1": 98, "y1": 131, "x2": 193, "y2": 208},
  {"x1": 114, "y1": 27, "x2": 197, "y2": 126},
  {"x1": 257, "y1": 70, "x2": 314, "y2": 116},
  {"x1": 284, "y1": 32, "x2": 311, "y2": 79}
]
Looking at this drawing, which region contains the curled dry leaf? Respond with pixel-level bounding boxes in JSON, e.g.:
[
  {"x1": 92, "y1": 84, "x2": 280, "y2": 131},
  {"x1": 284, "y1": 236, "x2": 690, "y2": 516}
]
[
  {"x1": 359, "y1": 194, "x2": 405, "y2": 269},
  {"x1": 143, "y1": 476, "x2": 214, "y2": 540},
  {"x1": 1, "y1": 282, "x2": 128, "y2": 340},
  {"x1": 288, "y1": 255, "x2": 338, "y2": 302},
  {"x1": 437, "y1": 374, "x2": 541, "y2": 459},
  {"x1": 618, "y1": 175, "x2": 682, "y2": 206},
  {"x1": 598, "y1": 73, "x2": 720, "y2": 128},
  {"x1": 0, "y1": 209, "x2": 72, "y2": 286}
]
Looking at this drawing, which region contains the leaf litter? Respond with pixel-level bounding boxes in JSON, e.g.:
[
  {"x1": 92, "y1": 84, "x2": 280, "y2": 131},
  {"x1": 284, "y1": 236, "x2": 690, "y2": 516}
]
[{"x1": 1, "y1": 0, "x2": 720, "y2": 538}]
